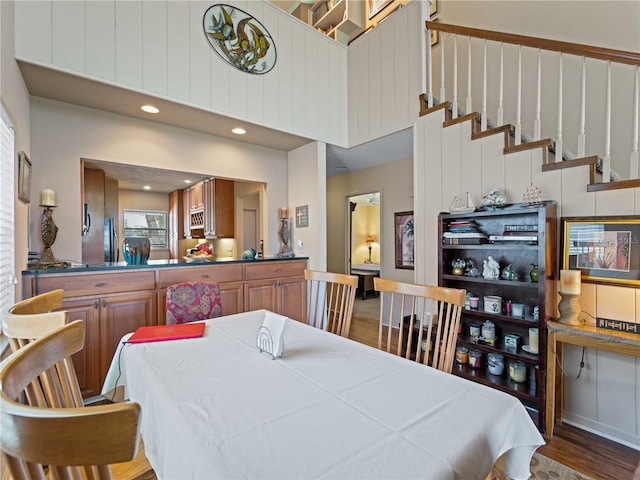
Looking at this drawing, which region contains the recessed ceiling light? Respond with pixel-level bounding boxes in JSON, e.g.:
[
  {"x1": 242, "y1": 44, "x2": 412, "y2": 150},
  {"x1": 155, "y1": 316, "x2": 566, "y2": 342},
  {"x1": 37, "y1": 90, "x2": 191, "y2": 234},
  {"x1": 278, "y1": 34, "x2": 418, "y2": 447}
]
[
  {"x1": 184, "y1": 179, "x2": 192, "y2": 184},
  {"x1": 232, "y1": 127, "x2": 246, "y2": 135},
  {"x1": 336, "y1": 166, "x2": 348, "y2": 173},
  {"x1": 141, "y1": 105, "x2": 159, "y2": 114},
  {"x1": 143, "y1": 185, "x2": 151, "y2": 190}
]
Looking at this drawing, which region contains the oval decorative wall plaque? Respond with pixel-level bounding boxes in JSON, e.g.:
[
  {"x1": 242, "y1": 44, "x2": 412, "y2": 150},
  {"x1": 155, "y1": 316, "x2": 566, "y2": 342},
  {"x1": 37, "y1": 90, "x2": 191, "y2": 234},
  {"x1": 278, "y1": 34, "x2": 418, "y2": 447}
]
[{"x1": 203, "y1": 4, "x2": 277, "y2": 75}]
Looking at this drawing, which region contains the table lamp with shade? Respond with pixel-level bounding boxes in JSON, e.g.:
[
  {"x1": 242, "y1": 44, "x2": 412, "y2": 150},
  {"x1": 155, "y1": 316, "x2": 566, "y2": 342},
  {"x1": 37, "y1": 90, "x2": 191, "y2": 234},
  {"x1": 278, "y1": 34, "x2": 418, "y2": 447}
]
[
  {"x1": 558, "y1": 269, "x2": 581, "y2": 324},
  {"x1": 365, "y1": 235, "x2": 375, "y2": 264}
]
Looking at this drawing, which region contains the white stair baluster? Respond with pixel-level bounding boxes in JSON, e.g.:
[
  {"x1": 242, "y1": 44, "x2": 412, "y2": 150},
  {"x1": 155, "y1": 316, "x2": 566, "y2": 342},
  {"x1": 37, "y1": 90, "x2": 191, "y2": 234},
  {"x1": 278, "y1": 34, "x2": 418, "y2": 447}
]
[
  {"x1": 497, "y1": 42, "x2": 504, "y2": 127},
  {"x1": 452, "y1": 34, "x2": 458, "y2": 119},
  {"x1": 427, "y1": 23, "x2": 434, "y2": 107},
  {"x1": 534, "y1": 49, "x2": 541, "y2": 140},
  {"x1": 578, "y1": 57, "x2": 586, "y2": 157},
  {"x1": 440, "y1": 30, "x2": 446, "y2": 104},
  {"x1": 515, "y1": 45, "x2": 522, "y2": 146},
  {"x1": 481, "y1": 39, "x2": 487, "y2": 131},
  {"x1": 603, "y1": 61, "x2": 611, "y2": 182},
  {"x1": 631, "y1": 66, "x2": 639, "y2": 179},
  {"x1": 466, "y1": 36, "x2": 472, "y2": 114},
  {"x1": 555, "y1": 53, "x2": 563, "y2": 163}
]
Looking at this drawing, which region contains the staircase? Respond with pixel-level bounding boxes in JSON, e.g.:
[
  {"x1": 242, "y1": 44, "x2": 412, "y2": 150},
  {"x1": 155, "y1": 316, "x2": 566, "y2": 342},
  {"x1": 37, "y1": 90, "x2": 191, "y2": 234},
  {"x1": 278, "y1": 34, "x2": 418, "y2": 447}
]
[{"x1": 420, "y1": 21, "x2": 640, "y2": 192}]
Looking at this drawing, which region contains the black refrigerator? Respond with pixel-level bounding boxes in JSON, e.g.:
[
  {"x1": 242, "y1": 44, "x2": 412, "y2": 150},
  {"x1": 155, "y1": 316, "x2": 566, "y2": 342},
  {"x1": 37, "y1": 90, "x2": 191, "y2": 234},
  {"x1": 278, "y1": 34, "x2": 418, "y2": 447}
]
[{"x1": 104, "y1": 218, "x2": 119, "y2": 262}]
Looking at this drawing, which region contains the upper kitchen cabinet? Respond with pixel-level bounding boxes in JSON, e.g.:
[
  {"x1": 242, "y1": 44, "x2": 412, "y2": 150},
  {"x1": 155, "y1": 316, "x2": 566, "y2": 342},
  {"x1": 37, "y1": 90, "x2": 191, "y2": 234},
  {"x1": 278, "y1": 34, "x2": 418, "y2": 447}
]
[
  {"x1": 187, "y1": 178, "x2": 235, "y2": 239},
  {"x1": 81, "y1": 164, "x2": 105, "y2": 264}
]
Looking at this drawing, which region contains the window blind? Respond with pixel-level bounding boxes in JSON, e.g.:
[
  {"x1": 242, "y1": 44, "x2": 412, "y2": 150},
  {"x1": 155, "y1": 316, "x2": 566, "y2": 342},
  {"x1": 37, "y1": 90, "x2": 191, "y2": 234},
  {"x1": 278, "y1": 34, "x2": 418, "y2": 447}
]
[{"x1": 0, "y1": 104, "x2": 16, "y2": 321}]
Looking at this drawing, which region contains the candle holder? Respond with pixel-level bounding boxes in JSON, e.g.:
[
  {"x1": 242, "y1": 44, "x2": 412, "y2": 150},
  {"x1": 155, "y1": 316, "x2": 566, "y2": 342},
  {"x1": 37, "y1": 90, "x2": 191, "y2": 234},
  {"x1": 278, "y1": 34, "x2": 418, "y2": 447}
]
[
  {"x1": 40, "y1": 206, "x2": 58, "y2": 263},
  {"x1": 277, "y1": 218, "x2": 294, "y2": 258},
  {"x1": 557, "y1": 292, "x2": 581, "y2": 325}
]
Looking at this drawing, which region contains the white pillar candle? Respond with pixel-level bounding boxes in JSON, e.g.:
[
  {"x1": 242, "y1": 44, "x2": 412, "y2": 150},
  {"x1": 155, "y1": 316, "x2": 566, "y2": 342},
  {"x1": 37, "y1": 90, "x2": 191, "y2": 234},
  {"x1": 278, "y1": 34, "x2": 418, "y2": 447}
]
[
  {"x1": 41, "y1": 189, "x2": 56, "y2": 207},
  {"x1": 529, "y1": 328, "x2": 539, "y2": 354},
  {"x1": 560, "y1": 269, "x2": 581, "y2": 295}
]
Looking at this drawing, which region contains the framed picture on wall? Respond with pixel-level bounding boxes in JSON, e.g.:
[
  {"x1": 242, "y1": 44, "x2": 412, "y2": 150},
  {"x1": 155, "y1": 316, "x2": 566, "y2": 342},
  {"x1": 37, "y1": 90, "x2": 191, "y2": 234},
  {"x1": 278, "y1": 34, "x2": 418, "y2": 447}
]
[
  {"x1": 561, "y1": 215, "x2": 640, "y2": 287},
  {"x1": 394, "y1": 211, "x2": 414, "y2": 270},
  {"x1": 368, "y1": 0, "x2": 393, "y2": 19},
  {"x1": 18, "y1": 151, "x2": 32, "y2": 203}
]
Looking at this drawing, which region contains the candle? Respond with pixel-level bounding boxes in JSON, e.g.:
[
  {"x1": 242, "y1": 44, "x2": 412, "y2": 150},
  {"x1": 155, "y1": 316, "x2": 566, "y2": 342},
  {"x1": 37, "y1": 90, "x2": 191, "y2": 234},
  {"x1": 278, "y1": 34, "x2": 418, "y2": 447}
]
[
  {"x1": 560, "y1": 269, "x2": 581, "y2": 295},
  {"x1": 279, "y1": 207, "x2": 288, "y2": 219},
  {"x1": 529, "y1": 328, "x2": 539, "y2": 354},
  {"x1": 41, "y1": 189, "x2": 56, "y2": 207}
]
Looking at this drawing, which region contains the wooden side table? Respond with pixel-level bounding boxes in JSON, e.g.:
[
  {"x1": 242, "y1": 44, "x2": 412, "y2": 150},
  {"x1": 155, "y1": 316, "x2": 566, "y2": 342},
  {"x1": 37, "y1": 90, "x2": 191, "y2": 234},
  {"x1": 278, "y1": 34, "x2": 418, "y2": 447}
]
[{"x1": 546, "y1": 321, "x2": 640, "y2": 437}]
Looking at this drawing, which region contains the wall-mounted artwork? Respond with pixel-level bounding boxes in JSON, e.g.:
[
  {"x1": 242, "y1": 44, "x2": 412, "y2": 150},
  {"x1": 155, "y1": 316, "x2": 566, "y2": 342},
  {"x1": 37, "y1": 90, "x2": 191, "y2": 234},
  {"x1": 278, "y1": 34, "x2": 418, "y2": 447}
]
[
  {"x1": 395, "y1": 211, "x2": 414, "y2": 269},
  {"x1": 561, "y1": 216, "x2": 640, "y2": 287},
  {"x1": 203, "y1": 4, "x2": 277, "y2": 75},
  {"x1": 368, "y1": 0, "x2": 394, "y2": 19},
  {"x1": 18, "y1": 151, "x2": 31, "y2": 203}
]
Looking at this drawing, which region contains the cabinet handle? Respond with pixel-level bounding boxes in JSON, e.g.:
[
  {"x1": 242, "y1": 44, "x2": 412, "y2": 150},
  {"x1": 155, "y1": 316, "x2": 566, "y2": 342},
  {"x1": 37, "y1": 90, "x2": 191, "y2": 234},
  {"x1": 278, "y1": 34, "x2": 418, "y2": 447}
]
[
  {"x1": 94, "y1": 301, "x2": 99, "y2": 309},
  {"x1": 275, "y1": 269, "x2": 282, "y2": 273},
  {"x1": 95, "y1": 282, "x2": 106, "y2": 287},
  {"x1": 102, "y1": 299, "x2": 107, "y2": 308},
  {"x1": 201, "y1": 274, "x2": 210, "y2": 279}
]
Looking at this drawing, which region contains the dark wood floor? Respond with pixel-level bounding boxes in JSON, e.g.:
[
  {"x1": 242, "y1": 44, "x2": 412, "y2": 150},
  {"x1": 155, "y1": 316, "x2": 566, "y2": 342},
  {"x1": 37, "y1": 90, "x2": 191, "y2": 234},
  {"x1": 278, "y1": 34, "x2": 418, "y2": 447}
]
[{"x1": 349, "y1": 315, "x2": 640, "y2": 480}]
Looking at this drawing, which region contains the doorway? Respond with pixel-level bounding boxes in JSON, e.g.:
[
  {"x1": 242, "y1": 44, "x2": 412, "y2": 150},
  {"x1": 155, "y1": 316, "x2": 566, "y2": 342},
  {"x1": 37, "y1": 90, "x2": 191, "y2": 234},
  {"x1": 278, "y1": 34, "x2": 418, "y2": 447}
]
[{"x1": 348, "y1": 192, "x2": 380, "y2": 272}]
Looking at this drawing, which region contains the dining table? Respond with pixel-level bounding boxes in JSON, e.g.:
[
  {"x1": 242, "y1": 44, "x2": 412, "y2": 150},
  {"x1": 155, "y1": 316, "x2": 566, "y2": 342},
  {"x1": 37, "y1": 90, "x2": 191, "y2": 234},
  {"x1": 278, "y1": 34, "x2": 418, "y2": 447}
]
[{"x1": 104, "y1": 309, "x2": 544, "y2": 480}]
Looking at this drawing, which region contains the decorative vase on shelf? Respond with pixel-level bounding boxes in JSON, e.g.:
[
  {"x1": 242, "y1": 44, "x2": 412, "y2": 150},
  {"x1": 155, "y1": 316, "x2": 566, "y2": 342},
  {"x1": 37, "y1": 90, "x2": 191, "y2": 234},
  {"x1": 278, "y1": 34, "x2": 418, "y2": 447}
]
[
  {"x1": 529, "y1": 264, "x2": 539, "y2": 283},
  {"x1": 122, "y1": 237, "x2": 150, "y2": 265}
]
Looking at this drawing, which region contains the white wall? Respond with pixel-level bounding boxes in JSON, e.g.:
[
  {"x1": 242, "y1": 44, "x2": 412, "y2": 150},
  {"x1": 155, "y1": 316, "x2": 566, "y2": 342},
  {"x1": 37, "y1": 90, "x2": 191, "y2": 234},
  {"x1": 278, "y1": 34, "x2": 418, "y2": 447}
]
[
  {"x1": 414, "y1": 109, "x2": 640, "y2": 449},
  {"x1": 14, "y1": 0, "x2": 348, "y2": 147},
  {"x1": 347, "y1": 0, "x2": 423, "y2": 148},
  {"x1": 1, "y1": 0, "x2": 31, "y2": 301},
  {"x1": 288, "y1": 141, "x2": 326, "y2": 270},
  {"x1": 29, "y1": 97, "x2": 291, "y2": 264},
  {"x1": 327, "y1": 156, "x2": 414, "y2": 282}
]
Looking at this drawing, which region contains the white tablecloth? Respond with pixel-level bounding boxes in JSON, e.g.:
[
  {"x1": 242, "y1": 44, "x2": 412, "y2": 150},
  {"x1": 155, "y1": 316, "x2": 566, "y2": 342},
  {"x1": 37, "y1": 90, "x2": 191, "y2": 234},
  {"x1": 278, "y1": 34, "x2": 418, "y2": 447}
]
[{"x1": 113, "y1": 310, "x2": 543, "y2": 479}]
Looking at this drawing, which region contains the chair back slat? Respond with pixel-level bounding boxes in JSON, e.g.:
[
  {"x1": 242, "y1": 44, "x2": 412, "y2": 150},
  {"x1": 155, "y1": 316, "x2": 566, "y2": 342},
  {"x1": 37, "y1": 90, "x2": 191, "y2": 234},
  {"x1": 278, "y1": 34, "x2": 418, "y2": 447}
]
[
  {"x1": 374, "y1": 277, "x2": 466, "y2": 373},
  {"x1": 305, "y1": 270, "x2": 358, "y2": 337},
  {"x1": 1, "y1": 321, "x2": 141, "y2": 479}
]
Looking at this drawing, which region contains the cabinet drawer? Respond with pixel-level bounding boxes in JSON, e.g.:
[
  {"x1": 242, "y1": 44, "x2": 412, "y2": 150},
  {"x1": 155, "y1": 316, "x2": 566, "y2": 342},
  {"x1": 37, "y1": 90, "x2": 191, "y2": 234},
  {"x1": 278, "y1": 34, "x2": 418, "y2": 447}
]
[
  {"x1": 158, "y1": 264, "x2": 243, "y2": 288},
  {"x1": 35, "y1": 270, "x2": 156, "y2": 297},
  {"x1": 244, "y1": 261, "x2": 306, "y2": 281}
]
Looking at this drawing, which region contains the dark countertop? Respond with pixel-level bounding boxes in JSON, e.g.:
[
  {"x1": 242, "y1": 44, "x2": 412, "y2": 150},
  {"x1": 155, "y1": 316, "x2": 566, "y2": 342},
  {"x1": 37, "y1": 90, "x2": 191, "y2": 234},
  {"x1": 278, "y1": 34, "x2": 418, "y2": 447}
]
[{"x1": 23, "y1": 256, "x2": 308, "y2": 275}]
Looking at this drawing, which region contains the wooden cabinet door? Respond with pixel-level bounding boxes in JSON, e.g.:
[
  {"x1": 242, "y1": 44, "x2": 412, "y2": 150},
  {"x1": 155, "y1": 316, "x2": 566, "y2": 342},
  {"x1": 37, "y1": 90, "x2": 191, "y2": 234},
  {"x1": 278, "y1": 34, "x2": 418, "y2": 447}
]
[
  {"x1": 100, "y1": 291, "x2": 156, "y2": 388},
  {"x1": 244, "y1": 279, "x2": 278, "y2": 313},
  {"x1": 190, "y1": 182, "x2": 203, "y2": 211},
  {"x1": 169, "y1": 190, "x2": 184, "y2": 258},
  {"x1": 81, "y1": 167, "x2": 105, "y2": 264},
  {"x1": 60, "y1": 296, "x2": 102, "y2": 398},
  {"x1": 220, "y1": 282, "x2": 244, "y2": 316},
  {"x1": 277, "y1": 277, "x2": 306, "y2": 322},
  {"x1": 214, "y1": 178, "x2": 234, "y2": 238}
]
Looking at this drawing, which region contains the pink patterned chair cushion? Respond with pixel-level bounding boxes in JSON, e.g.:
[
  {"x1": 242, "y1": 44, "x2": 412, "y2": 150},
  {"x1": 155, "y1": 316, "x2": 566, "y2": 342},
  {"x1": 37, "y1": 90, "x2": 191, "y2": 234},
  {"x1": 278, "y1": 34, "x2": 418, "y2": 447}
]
[{"x1": 166, "y1": 281, "x2": 223, "y2": 325}]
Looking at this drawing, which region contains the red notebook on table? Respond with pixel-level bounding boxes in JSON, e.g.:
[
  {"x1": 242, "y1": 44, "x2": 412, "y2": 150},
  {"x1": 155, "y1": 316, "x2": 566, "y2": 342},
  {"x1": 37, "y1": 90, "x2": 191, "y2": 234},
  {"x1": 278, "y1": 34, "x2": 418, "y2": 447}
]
[{"x1": 127, "y1": 322, "x2": 205, "y2": 344}]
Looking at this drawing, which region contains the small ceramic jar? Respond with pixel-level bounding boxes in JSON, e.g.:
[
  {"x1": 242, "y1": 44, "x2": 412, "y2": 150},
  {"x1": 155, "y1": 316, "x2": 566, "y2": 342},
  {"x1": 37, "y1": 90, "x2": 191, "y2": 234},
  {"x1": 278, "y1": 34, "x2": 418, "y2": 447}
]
[{"x1": 481, "y1": 320, "x2": 496, "y2": 340}]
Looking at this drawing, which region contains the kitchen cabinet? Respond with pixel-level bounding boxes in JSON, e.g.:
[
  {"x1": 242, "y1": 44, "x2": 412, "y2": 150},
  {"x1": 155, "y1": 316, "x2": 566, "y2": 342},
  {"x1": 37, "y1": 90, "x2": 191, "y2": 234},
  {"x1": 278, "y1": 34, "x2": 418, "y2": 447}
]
[
  {"x1": 438, "y1": 201, "x2": 557, "y2": 432},
  {"x1": 22, "y1": 258, "x2": 307, "y2": 398},
  {"x1": 81, "y1": 165, "x2": 105, "y2": 264},
  {"x1": 202, "y1": 178, "x2": 235, "y2": 239},
  {"x1": 23, "y1": 270, "x2": 156, "y2": 398},
  {"x1": 169, "y1": 189, "x2": 185, "y2": 257},
  {"x1": 157, "y1": 264, "x2": 244, "y2": 322},
  {"x1": 244, "y1": 260, "x2": 306, "y2": 322},
  {"x1": 190, "y1": 181, "x2": 204, "y2": 211}
]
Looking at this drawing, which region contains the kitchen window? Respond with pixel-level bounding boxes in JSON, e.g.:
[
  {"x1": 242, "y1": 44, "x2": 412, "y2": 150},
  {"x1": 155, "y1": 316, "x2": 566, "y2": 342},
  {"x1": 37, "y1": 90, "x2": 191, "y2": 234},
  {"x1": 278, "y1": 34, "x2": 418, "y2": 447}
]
[{"x1": 123, "y1": 209, "x2": 168, "y2": 249}]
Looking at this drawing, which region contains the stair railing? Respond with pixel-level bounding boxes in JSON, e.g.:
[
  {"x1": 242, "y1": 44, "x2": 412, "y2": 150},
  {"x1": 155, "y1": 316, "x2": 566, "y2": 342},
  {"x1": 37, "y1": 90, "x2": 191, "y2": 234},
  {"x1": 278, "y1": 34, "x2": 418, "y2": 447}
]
[{"x1": 424, "y1": 21, "x2": 640, "y2": 187}]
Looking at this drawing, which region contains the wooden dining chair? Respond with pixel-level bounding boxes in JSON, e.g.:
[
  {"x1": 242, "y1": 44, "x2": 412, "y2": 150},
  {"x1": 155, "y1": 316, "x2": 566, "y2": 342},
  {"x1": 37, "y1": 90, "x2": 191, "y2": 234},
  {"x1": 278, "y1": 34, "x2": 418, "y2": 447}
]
[
  {"x1": 0, "y1": 320, "x2": 142, "y2": 480},
  {"x1": 2, "y1": 299, "x2": 154, "y2": 480},
  {"x1": 166, "y1": 281, "x2": 223, "y2": 324},
  {"x1": 373, "y1": 277, "x2": 466, "y2": 373},
  {"x1": 305, "y1": 269, "x2": 358, "y2": 337},
  {"x1": 8, "y1": 288, "x2": 64, "y2": 315}
]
